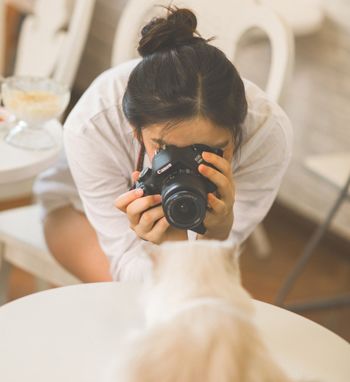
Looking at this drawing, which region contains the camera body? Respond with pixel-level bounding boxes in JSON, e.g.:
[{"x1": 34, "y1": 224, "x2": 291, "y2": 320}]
[{"x1": 132, "y1": 144, "x2": 223, "y2": 234}]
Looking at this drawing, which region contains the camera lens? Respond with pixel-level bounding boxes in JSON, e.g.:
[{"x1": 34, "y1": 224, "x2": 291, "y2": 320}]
[
  {"x1": 176, "y1": 199, "x2": 196, "y2": 219},
  {"x1": 161, "y1": 173, "x2": 207, "y2": 230},
  {"x1": 164, "y1": 191, "x2": 206, "y2": 229}
]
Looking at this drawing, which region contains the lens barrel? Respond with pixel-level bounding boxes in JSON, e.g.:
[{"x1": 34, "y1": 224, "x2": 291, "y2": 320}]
[{"x1": 161, "y1": 173, "x2": 207, "y2": 230}]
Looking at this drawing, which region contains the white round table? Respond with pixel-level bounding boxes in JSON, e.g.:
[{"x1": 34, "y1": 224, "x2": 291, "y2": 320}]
[
  {"x1": 0, "y1": 119, "x2": 62, "y2": 184},
  {"x1": 0, "y1": 282, "x2": 349, "y2": 382}
]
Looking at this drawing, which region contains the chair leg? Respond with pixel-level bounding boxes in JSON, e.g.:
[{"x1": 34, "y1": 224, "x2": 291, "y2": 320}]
[
  {"x1": 250, "y1": 224, "x2": 272, "y2": 258},
  {"x1": 275, "y1": 174, "x2": 350, "y2": 309}
]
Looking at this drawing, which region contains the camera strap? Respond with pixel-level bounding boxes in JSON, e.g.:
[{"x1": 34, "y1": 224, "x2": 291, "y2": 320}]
[{"x1": 136, "y1": 142, "x2": 145, "y2": 172}]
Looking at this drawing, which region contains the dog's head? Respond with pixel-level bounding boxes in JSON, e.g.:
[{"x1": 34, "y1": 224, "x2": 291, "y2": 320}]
[{"x1": 143, "y1": 240, "x2": 243, "y2": 298}]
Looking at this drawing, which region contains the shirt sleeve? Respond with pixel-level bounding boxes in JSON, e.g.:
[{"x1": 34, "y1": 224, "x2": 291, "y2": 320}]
[
  {"x1": 63, "y1": 111, "x2": 153, "y2": 282},
  {"x1": 229, "y1": 99, "x2": 293, "y2": 245}
]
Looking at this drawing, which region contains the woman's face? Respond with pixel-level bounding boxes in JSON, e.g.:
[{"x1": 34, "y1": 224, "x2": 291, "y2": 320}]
[{"x1": 141, "y1": 117, "x2": 235, "y2": 163}]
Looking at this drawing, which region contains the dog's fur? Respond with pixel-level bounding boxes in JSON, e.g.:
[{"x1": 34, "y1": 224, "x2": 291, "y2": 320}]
[{"x1": 115, "y1": 240, "x2": 295, "y2": 382}]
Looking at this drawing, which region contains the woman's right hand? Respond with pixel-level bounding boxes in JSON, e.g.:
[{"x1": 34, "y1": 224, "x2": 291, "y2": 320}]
[{"x1": 115, "y1": 172, "x2": 187, "y2": 244}]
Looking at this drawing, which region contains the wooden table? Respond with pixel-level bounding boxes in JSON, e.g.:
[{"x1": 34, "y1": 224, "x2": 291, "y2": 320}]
[{"x1": 0, "y1": 282, "x2": 349, "y2": 381}]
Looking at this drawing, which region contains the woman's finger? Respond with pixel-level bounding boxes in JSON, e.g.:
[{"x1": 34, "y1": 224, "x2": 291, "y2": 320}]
[
  {"x1": 202, "y1": 151, "x2": 232, "y2": 178},
  {"x1": 198, "y1": 164, "x2": 234, "y2": 204},
  {"x1": 114, "y1": 188, "x2": 144, "y2": 213},
  {"x1": 207, "y1": 192, "x2": 227, "y2": 215},
  {"x1": 132, "y1": 171, "x2": 140, "y2": 182},
  {"x1": 137, "y1": 205, "x2": 165, "y2": 232},
  {"x1": 126, "y1": 194, "x2": 162, "y2": 226},
  {"x1": 143, "y1": 216, "x2": 170, "y2": 244}
]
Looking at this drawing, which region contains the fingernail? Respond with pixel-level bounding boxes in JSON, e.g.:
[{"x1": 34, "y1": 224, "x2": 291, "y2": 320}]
[
  {"x1": 208, "y1": 193, "x2": 215, "y2": 201},
  {"x1": 154, "y1": 194, "x2": 162, "y2": 202},
  {"x1": 202, "y1": 152, "x2": 211, "y2": 160},
  {"x1": 135, "y1": 188, "x2": 144, "y2": 196},
  {"x1": 198, "y1": 164, "x2": 206, "y2": 172}
]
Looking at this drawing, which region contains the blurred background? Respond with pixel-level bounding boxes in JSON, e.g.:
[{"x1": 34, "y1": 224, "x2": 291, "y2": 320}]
[{"x1": 0, "y1": 0, "x2": 349, "y2": 340}]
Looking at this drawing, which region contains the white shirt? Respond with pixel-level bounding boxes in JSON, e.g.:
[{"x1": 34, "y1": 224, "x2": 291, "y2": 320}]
[{"x1": 34, "y1": 59, "x2": 293, "y2": 281}]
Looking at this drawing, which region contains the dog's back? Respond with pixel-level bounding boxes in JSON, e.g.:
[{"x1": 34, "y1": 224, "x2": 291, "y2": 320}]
[
  {"x1": 117, "y1": 304, "x2": 292, "y2": 382},
  {"x1": 113, "y1": 241, "x2": 293, "y2": 382}
]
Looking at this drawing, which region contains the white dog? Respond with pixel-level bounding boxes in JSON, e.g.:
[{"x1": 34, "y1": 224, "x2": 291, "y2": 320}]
[{"x1": 114, "y1": 240, "x2": 296, "y2": 382}]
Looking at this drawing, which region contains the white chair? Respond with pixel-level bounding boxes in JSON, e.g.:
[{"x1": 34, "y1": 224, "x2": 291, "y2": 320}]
[
  {"x1": 112, "y1": 0, "x2": 294, "y2": 101},
  {"x1": 112, "y1": 0, "x2": 294, "y2": 256},
  {"x1": 0, "y1": 205, "x2": 80, "y2": 286},
  {"x1": 0, "y1": 0, "x2": 294, "y2": 295},
  {"x1": 275, "y1": 152, "x2": 350, "y2": 311},
  {"x1": 0, "y1": 0, "x2": 95, "y2": 293},
  {"x1": 9, "y1": 0, "x2": 95, "y2": 87}
]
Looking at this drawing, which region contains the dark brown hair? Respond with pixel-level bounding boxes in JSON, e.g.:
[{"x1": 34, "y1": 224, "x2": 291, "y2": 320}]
[{"x1": 122, "y1": 7, "x2": 247, "y2": 154}]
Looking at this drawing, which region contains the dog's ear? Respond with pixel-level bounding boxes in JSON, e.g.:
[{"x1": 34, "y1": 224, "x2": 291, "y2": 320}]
[
  {"x1": 142, "y1": 242, "x2": 161, "y2": 267},
  {"x1": 220, "y1": 242, "x2": 241, "y2": 281}
]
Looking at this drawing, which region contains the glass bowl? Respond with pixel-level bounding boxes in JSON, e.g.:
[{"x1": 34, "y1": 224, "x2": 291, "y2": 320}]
[
  {"x1": 1, "y1": 76, "x2": 70, "y2": 150},
  {"x1": 0, "y1": 106, "x2": 16, "y2": 131}
]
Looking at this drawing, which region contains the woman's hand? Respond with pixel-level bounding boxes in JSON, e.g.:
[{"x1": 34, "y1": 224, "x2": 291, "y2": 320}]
[
  {"x1": 114, "y1": 171, "x2": 187, "y2": 244},
  {"x1": 197, "y1": 151, "x2": 235, "y2": 240}
]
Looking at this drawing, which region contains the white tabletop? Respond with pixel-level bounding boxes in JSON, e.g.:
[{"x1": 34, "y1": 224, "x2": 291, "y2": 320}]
[
  {"x1": 0, "y1": 282, "x2": 349, "y2": 382},
  {"x1": 0, "y1": 119, "x2": 62, "y2": 184}
]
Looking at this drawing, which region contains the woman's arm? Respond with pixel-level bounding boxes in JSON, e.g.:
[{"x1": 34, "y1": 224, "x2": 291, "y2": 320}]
[
  {"x1": 63, "y1": 106, "x2": 187, "y2": 281},
  {"x1": 229, "y1": 109, "x2": 293, "y2": 245}
]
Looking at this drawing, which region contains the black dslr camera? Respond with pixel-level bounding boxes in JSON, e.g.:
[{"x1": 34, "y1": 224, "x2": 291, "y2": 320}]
[{"x1": 131, "y1": 144, "x2": 223, "y2": 234}]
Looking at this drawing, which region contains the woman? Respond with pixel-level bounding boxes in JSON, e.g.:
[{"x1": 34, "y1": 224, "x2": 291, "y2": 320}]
[{"x1": 34, "y1": 7, "x2": 293, "y2": 282}]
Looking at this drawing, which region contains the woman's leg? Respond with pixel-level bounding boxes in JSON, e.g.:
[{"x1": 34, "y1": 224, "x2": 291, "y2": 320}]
[{"x1": 44, "y1": 206, "x2": 113, "y2": 282}]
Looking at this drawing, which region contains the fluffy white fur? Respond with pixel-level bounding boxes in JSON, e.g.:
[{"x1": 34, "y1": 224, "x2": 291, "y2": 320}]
[{"x1": 114, "y1": 240, "x2": 296, "y2": 382}]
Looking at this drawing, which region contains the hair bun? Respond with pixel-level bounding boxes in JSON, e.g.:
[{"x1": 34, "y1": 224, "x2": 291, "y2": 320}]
[{"x1": 138, "y1": 7, "x2": 202, "y2": 57}]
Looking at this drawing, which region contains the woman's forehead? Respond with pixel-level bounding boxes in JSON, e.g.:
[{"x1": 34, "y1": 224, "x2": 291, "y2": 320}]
[{"x1": 142, "y1": 118, "x2": 233, "y2": 147}]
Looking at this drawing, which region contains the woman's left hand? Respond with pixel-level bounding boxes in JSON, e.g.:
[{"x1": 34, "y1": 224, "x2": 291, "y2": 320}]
[{"x1": 197, "y1": 151, "x2": 235, "y2": 240}]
